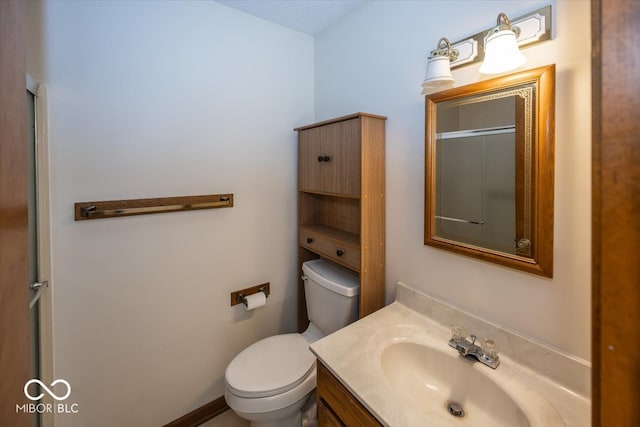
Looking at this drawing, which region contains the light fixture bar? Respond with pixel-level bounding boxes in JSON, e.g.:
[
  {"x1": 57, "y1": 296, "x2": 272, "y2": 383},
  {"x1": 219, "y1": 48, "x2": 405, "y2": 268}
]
[{"x1": 430, "y1": 5, "x2": 551, "y2": 70}]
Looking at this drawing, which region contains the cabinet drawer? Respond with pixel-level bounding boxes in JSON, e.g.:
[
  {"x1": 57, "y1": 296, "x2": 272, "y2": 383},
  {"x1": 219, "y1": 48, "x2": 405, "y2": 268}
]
[
  {"x1": 299, "y1": 227, "x2": 360, "y2": 271},
  {"x1": 298, "y1": 119, "x2": 361, "y2": 196}
]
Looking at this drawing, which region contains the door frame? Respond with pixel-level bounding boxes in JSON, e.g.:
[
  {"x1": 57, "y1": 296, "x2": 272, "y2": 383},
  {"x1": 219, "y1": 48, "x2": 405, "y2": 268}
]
[
  {"x1": 591, "y1": 0, "x2": 640, "y2": 425},
  {"x1": 26, "y1": 74, "x2": 54, "y2": 427}
]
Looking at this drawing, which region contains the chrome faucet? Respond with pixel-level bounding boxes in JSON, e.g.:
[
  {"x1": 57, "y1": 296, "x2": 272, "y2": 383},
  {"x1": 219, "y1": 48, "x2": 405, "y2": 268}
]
[{"x1": 448, "y1": 326, "x2": 500, "y2": 369}]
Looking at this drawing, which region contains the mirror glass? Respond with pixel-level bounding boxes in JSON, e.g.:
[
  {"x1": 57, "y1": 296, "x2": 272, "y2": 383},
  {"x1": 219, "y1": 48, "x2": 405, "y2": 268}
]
[{"x1": 425, "y1": 65, "x2": 555, "y2": 277}]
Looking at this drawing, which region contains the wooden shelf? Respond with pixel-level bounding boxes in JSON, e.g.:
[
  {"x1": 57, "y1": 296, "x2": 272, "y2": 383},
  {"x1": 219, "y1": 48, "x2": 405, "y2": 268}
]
[
  {"x1": 299, "y1": 192, "x2": 360, "y2": 237},
  {"x1": 296, "y1": 113, "x2": 386, "y2": 331},
  {"x1": 298, "y1": 189, "x2": 361, "y2": 200}
]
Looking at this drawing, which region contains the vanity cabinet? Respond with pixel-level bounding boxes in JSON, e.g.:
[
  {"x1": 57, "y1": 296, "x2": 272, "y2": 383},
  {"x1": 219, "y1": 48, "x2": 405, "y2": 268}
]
[
  {"x1": 317, "y1": 362, "x2": 382, "y2": 427},
  {"x1": 295, "y1": 113, "x2": 386, "y2": 331}
]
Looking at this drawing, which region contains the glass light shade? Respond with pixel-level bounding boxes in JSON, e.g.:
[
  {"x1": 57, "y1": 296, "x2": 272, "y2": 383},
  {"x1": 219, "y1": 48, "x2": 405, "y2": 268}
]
[
  {"x1": 421, "y1": 56, "x2": 454, "y2": 94},
  {"x1": 479, "y1": 29, "x2": 526, "y2": 74}
]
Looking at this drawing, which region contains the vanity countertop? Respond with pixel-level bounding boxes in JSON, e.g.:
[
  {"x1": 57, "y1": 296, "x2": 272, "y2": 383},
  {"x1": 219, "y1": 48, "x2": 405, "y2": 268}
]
[{"x1": 310, "y1": 287, "x2": 590, "y2": 427}]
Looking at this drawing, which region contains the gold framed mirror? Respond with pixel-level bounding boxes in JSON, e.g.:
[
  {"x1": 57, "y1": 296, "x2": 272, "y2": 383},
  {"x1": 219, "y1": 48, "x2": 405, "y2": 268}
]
[{"x1": 425, "y1": 65, "x2": 555, "y2": 277}]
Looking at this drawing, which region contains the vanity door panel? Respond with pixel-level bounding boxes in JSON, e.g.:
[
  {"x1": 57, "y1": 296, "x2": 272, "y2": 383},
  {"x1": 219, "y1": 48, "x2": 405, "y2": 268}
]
[
  {"x1": 318, "y1": 400, "x2": 345, "y2": 427},
  {"x1": 317, "y1": 362, "x2": 382, "y2": 427}
]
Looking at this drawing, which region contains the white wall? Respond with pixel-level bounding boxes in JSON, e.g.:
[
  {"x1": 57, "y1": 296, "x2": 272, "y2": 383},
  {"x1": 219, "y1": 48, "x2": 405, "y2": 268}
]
[
  {"x1": 29, "y1": 1, "x2": 313, "y2": 425},
  {"x1": 315, "y1": 0, "x2": 591, "y2": 361}
]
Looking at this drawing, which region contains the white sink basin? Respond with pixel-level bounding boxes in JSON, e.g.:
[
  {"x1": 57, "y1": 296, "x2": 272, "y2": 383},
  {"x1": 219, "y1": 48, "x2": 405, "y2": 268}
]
[
  {"x1": 311, "y1": 298, "x2": 588, "y2": 427},
  {"x1": 381, "y1": 341, "x2": 531, "y2": 426}
]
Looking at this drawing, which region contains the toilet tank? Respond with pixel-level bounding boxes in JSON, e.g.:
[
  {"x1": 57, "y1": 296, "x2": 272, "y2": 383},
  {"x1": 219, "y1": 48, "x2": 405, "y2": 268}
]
[{"x1": 302, "y1": 259, "x2": 360, "y2": 336}]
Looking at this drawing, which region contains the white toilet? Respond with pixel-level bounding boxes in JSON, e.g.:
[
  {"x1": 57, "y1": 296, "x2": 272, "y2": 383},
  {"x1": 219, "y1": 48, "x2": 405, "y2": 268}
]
[{"x1": 224, "y1": 259, "x2": 360, "y2": 427}]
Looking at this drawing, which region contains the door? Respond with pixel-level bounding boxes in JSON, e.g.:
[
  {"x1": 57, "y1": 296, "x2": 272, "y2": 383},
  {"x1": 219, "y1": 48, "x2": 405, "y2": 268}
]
[
  {"x1": 0, "y1": 1, "x2": 30, "y2": 426},
  {"x1": 592, "y1": 0, "x2": 640, "y2": 425}
]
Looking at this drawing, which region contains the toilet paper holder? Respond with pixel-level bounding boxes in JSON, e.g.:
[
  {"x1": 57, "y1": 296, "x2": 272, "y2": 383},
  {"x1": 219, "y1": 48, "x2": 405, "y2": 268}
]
[{"x1": 230, "y1": 282, "x2": 270, "y2": 307}]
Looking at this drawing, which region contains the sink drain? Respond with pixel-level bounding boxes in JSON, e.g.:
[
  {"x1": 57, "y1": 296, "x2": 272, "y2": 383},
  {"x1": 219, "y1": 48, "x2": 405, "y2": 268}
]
[{"x1": 446, "y1": 401, "x2": 465, "y2": 418}]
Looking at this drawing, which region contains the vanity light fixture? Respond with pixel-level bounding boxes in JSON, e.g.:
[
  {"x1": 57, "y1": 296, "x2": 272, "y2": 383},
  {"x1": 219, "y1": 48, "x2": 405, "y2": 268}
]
[
  {"x1": 421, "y1": 38, "x2": 458, "y2": 95},
  {"x1": 479, "y1": 13, "x2": 527, "y2": 74},
  {"x1": 419, "y1": 4, "x2": 552, "y2": 85}
]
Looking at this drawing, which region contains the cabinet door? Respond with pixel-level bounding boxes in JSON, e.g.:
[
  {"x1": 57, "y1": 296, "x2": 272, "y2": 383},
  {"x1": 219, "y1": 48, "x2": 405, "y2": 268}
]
[
  {"x1": 299, "y1": 119, "x2": 361, "y2": 196},
  {"x1": 318, "y1": 399, "x2": 346, "y2": 427},
  {"x1": 317, "y1": 363, "x2": 383, "y2": 427}
]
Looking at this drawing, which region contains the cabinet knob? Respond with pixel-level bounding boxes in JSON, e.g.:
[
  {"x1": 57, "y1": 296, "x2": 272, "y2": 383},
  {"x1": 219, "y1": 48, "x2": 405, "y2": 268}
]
[
  {"x1": 306, "y1": 237, "x2": 314, "y2": 244},
  {"x1": 336, "y1": 249, "x2": 344, "y2": 257},
  {"x1": 317, "y1": 155, "x2": 332, "y2": 162}
]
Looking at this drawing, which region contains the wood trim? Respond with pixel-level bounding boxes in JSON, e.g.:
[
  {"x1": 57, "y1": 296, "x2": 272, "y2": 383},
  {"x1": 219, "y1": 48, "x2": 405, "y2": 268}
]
[
  {"x1": 163, "y1": 395, "x2": 229, "y2": 427},
  {"x1": 294, "y1": 112, "x2": 387, "y2": 131},
  {"x1": 0, "y1": 1, "x2": 30, "y2": 425},
  {"x1": 591, "y1": 2, "x2": 602, "y2": 424},
  {"x1": 74, "y1": 193, "x2": 233, "y2": 221},
  {"x1": 533, "y1": 63, "x2": 555, "y2": 277},
  {"x1": 358, "y1": 116, "x2": 386, "y2": 317},
  {"x1": 591, "y1": 0, "x2": 640, "y2": 425}
]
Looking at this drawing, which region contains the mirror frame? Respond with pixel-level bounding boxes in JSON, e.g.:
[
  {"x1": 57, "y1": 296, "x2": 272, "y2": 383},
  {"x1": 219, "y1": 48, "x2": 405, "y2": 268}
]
[{"x1": 424, "y1": 64, "x2": 555, "y2": 277}]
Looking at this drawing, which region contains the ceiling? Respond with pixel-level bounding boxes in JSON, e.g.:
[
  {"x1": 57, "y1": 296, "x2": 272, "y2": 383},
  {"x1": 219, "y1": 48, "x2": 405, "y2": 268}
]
[{"x1": 215, "y1": 0, "x2": 365, "y2": 35}]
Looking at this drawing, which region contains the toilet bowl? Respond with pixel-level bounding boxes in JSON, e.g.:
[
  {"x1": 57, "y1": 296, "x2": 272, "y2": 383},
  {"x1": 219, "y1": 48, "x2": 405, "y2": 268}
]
[
  {"x1": 224, "y1": 333, "x2": 317, "y2": 427},
  {"x1": 225, "y1": 259, "x2": 359, "y2": 427}
]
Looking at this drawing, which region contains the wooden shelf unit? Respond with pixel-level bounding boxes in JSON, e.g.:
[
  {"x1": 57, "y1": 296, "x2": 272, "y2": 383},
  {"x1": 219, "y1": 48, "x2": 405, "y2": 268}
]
[{"x1": 295, "y1": 112, "x2": 386, "y2": 332}]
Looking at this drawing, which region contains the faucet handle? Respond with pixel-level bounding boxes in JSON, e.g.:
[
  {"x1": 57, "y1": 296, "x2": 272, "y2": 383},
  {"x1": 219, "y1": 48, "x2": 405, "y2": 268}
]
[
  {"x1": 451, "y1": 325, "x2": 468, "y2": 341},
  {"x1": 481, "y1": 338, "x2": 498, "y2": 359}
]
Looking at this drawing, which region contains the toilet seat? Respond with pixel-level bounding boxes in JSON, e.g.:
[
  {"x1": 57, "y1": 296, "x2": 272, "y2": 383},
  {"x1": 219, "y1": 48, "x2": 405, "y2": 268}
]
[
  {"x1": 225, "y1": 367, "x2": 316, "y2": 415},
  {"x1": 225, "y1": 333, "x2": 316, "y2": 399}
]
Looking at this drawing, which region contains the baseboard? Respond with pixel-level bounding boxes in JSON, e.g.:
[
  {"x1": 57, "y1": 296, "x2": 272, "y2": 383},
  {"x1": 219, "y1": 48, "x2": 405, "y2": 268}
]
[{"x1": 164, "y1": 395, "x2": 229, "y2": 427}]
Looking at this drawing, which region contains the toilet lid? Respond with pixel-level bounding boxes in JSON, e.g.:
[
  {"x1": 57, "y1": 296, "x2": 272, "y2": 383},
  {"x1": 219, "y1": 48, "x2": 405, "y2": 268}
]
[{"x1": 225, "y1": 333, "x2": 316, "y2": 398}]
